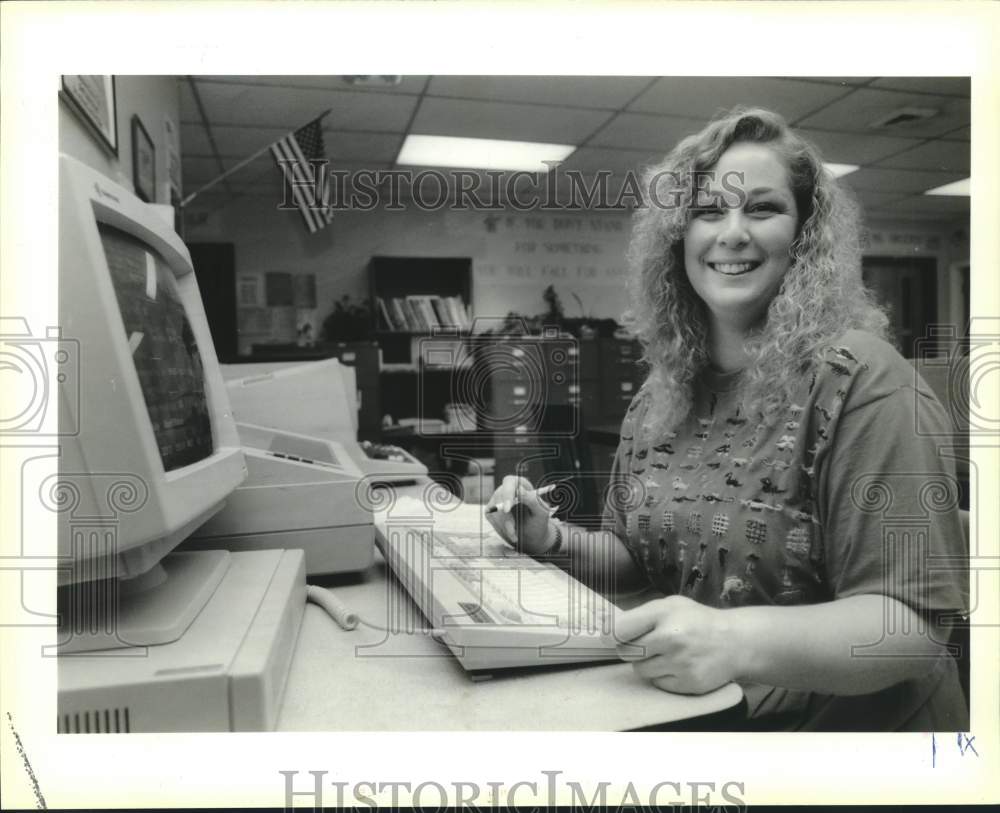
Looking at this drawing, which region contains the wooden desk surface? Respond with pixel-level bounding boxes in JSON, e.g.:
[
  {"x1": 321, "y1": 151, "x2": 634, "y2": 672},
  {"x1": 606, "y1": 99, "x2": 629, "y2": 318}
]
[{"x1": 277, "y1": 499, "x2": 742, "y2": 730}]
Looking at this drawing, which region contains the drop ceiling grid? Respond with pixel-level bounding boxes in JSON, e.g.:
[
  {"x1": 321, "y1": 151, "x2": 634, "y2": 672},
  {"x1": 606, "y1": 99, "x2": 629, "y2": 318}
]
[{"x1": 180, "y1": 76, "x2": 969, "y2": 218}]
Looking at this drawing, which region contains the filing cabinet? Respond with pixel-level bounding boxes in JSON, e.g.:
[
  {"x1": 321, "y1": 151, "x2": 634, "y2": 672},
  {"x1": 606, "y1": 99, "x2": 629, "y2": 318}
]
[
  {"x1": 598, "y1": 338, "x2": 644, "y2": 424},
  {"x1": 479, "y1": 335, "x2": 579, "y2": 428},
  {"x1": 473, "y1": 334, "x2": 643, "y2": 527}
]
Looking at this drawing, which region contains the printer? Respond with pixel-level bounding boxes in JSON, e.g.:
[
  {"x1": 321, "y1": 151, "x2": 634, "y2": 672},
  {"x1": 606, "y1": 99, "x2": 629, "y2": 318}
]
[{"x1": 219, "y1": 358, "x2": 428, "y2": 484}]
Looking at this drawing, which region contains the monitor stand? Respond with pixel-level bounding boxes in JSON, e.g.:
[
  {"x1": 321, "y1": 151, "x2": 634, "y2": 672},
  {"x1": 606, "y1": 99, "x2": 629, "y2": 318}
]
[{"x1": 55, "y1": 550, "x2": 230, "y2": 654}]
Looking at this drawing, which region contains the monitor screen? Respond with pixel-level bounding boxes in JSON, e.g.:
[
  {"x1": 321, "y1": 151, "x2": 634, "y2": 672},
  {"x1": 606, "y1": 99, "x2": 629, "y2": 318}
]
[{"x1": 99, "y1": 222, "x2": 214, "y2": 471}]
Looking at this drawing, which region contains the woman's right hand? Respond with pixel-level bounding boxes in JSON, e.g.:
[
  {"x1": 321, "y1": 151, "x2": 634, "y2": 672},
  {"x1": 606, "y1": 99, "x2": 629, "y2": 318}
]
[{"x1": 485, "y1": 475, "x2": 557, "y2": 556}]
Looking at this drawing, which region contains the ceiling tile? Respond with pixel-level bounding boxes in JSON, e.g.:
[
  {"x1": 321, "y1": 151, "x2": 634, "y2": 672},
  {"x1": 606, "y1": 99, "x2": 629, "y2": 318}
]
[
  {"x1": 181, "y1": 123, "x2": 212, "y2": 155},
  {"x1": 184, "y1": 80, "x2": 418, "y2": 131},
  {"x1": 873, "y1": 139, "x2": 970, "y2": 174},
  {"x1": 410, "y1": 96, "x2": 613, "y2": 144},
  {"x1": 797, "y1": 88, "x2": 970, "y2": 138},
  {"x1": 849, "y1": 189, "x2": 910, "y2": 208},
  {"x1": 589, "y1": 113, "x2": 707, "y2": 151},
  {"x1": 182, "y1": 123, "x2": 401, "y2": 164},
  {"x1": 427, "y1": 76, "x2": 652, "y2": 109},
  {"x1": 191, "y1": 75, "x2": 428, "y2": 94},
  {"x1": 182, "y1": 156, "x2": 225, "y2": 186},
  {"x1": 627, "y1": 77, "x2": 850, "y2": 122},
  {"x1": 182, "y1": 153, "x2": 277, "y2": 191},
  {"x1": 325, "y1": 131, "x2": 403, "y2": 163},
  {"x1": 869, "y1": 77, "x2": 970, "y2": 97},
  {"x1": 559, "y1": 146, "x2": 661, "y2": 176},
  {"x1": 843, "y1": 167, "x2": 967, "y2": 195},
  {"x1": 197, "y1": 125, "x2": 285, "y2": 158},
  {"x1": 797, "y1": 128, "x2": 923, "y2": 165}
]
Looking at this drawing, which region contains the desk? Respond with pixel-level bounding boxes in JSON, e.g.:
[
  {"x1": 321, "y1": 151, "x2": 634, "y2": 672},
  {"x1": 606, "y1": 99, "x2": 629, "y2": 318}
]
[{"x1": 276, "y1": 487, "x2": 743, "y2": 730}]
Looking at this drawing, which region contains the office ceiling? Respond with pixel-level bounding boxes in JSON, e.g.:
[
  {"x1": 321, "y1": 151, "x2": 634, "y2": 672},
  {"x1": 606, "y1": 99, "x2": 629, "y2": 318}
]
[{"x1": 180, "y1": 75, "x2": 970, "y2": 221}]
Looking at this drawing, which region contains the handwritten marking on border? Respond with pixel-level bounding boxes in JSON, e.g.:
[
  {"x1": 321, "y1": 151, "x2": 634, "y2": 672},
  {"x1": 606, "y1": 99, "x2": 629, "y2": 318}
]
[{"x1": 6, "y1": 711, "x2": 46, "y2": 809}]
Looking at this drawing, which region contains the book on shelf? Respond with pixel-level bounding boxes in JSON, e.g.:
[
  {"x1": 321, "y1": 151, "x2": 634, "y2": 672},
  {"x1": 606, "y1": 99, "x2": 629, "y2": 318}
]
[
  {"x1": 378, "y1": 295, "x2": 471, "y2": 332},
  {"x1": 430, "y1": 297, "x2": 450, "y2": 327},
  {"x1": 406, "y1": 295, "x2": 439, "y2": 331},
  {"x1": 403, "y1": 297, "x2": 428, "y2": 331},
  {"x1": 375, "y1": 297, "x2": 396, "y2": 330},
  {"x1": 387, "y1": 297, "x2": 411, "y2": 330},
  {"x1": 390, "y1": 298, "x2": 416, "y2": 331},
  {"x1": 448, "y1": 295, "x2": 471, "y2": 329}
]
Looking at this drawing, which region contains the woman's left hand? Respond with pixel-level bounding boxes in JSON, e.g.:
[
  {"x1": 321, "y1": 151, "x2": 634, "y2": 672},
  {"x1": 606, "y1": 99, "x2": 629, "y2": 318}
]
[{"x1": 614, "y1": 595, "x2": 740, "y2": 695}]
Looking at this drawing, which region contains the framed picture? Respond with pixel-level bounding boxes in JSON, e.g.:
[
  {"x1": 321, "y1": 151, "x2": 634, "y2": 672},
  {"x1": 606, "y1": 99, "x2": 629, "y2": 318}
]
[
  {"x1": 131, "y1": 115, "x2": 156, "y2": 203},
  {"x1": 60, "y1": 76, "x2": 118, "y2": 155},
  {"x1": 265, "y1": 272, "x2": 294, "y2": 306},
  {"x1": 238, "y1": 274, "x2": 262, "y2": 307}
]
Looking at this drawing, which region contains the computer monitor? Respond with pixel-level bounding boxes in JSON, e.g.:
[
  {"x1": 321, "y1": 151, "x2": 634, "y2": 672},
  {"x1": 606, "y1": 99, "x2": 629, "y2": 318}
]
[{"x1": 56, "y1": 153, "x2": 247, "y2": 653}]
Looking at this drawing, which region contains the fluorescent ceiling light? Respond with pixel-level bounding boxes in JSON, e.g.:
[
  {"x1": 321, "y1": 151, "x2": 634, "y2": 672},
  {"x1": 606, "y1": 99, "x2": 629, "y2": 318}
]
[
  {"x1": 824, "y1": 163, "x2": 860, "y2": 179},
  {"x1": 924, "y1": 178, "x2": 970, "y2": 196},
  {"x1": 396, "y1": 135, "x2": 576, "y2": 172}
]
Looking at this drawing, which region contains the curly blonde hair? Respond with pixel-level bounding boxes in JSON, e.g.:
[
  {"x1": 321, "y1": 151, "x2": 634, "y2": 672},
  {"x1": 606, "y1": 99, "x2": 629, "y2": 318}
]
[{"x1": 623, "y1": 106, "x2": 889, "y2": 433}]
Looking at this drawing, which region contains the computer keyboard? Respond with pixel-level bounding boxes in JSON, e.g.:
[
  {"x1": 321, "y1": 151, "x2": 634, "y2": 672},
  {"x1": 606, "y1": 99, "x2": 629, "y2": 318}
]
[{"x1": 374, "y1": 497, "x2": 620, "y2": 672}]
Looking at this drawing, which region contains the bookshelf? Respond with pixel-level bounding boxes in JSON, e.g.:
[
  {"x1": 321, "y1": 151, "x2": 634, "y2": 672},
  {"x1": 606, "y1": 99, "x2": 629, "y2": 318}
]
[
  {"x1": 369, "y1": 255, "x2": 473, "y2": 368},
  {"x1": 369, "y1": 256, "x2": 472, "y2": 331}
]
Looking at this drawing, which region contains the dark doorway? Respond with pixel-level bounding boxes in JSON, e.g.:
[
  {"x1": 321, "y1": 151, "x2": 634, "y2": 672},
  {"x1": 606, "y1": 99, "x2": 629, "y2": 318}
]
[
  {"x1": 862, "y1": 256, "x2": 937, "y2": 359},
  {"x1": 188, "y1": 243, "x2": 237, "y2": 363}
]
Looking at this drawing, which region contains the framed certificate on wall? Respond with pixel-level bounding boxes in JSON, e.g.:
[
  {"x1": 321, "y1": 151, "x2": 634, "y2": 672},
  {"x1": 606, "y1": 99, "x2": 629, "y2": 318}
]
[
  {"x1": 238, "y1": 274, "x2": 262, "y2": 306},
  {"x1": 131, "y1": 115, "x2": 156, "y2": 203},
  {"x1": 61, "y1": 75, "x2": 118, "y2": 155}
]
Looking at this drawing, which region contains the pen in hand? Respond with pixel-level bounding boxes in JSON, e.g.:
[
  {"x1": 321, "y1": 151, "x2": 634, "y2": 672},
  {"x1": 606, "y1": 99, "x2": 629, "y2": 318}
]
[{"x1": 484, "y1": 481, "x2": 564, "y2": 514}]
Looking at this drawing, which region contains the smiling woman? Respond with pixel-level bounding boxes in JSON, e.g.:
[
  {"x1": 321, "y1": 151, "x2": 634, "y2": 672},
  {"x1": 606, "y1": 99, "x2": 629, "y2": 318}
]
[
  {"x1": 485, "y1": 107, "x2": 970, "y2": 732},
  {"x1": 683, "y1": 142, "x2": 800, "y2": 352},
  {"x1": 627, "y1": 107, "x2": 887, "y2": 429}
]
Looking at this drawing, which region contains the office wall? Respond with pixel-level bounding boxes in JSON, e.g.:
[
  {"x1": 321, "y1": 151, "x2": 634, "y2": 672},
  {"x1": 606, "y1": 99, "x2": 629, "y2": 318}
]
[
  {"x1": 59, "y1": 75, "x2": 180, "y2": 203},
  {"x1": 187, "y1": 187, "x2": 970, "y2": 350},
  {"x1": 185, "y1": 194, "x2": 635, "y2": 338}
]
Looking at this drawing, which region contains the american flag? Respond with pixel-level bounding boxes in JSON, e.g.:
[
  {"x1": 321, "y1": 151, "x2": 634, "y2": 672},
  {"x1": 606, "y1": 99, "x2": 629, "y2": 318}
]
[{"x1": 270, "y1": 115, "x2": 335, "y2": 234}]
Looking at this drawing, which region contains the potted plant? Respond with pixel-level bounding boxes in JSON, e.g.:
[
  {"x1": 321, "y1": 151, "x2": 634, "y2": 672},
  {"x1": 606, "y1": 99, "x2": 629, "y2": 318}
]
[{"x1": 321, "y1": 295, "x2": 373, "y2": 342}]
